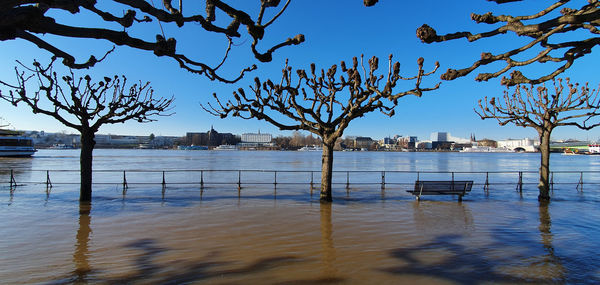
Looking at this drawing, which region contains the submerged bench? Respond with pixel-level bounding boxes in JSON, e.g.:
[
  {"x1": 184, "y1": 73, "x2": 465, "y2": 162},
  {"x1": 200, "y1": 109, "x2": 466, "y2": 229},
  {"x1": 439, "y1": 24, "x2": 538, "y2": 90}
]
[{"x1": 408, "y1": 180, "x2": 473, "y2": 201}]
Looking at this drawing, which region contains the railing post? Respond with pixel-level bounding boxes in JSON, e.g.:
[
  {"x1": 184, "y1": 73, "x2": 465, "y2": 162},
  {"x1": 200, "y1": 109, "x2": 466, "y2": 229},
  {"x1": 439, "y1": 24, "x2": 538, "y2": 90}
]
[
  {"x1": 162, "y1": 171, "x2": 166, "y2": 187},
  {"x1": 346, "y1": 171, "x2": 350, "y2": 189},
  {"x1": 310, "y1": 171, "x2": 314, "y2": 195},
  {"x1": 46, "y1": 170, "x2": 52, "y2": 189},
  {"x1": 122, "y1": 170, "x2": 128, "y2": 194},
  {"x1": 516, "y1": 171, "x2": 523, "y2": 192},
  {"x1": 274, "y1": 171, "x2": 277, "y2": 185},
  {"x1": 381, "y1": 171, "x2": 385, "y2": 189},
  {"x1": 577, "y1": 172, "x2": 583, "y2": 192},
  {"x1": 9, "y1": 169, "x2": 16, "y2": 189},
  {"x1": 238, "y1": 170, "x2": 242, "y2": 190},
  {"x1": 451, "y1": 172, "x2": 455, "y2": 191},
  {"x1": 484, "y1": 172, "x2": 489, "y2": 192},
  {"x1": 200, "y1": 170, "x2": 204, "y2": 189},
  {"x1": 550, "y1": 172, "x2": 554, "y2": 191}
]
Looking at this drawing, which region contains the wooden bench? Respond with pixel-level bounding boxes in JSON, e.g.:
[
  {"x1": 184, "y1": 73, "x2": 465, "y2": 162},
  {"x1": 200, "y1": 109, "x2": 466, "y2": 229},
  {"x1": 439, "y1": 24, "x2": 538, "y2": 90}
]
[{"x1": 407, "y1": 180, "x2": 473, "y2": 201}]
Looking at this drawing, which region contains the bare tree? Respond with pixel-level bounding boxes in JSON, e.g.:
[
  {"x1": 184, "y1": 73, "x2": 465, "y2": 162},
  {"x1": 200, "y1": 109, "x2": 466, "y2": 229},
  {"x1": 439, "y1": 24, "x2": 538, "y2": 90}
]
[
  {"x1": 417, "y1": 0, "x2": 600, "y2": 86},
  {"x1": 0, "y1": 59, "x2": 174, "y2": 202},
  {"x1": 2, "y1": 1, "x2": 306, "y2": 83},
  {"x1": 204, "y1": 55, "x2": 439, "y2": 202},
  {"x1": 475, "y1": 78, "x2": 600, "y2": 201}
]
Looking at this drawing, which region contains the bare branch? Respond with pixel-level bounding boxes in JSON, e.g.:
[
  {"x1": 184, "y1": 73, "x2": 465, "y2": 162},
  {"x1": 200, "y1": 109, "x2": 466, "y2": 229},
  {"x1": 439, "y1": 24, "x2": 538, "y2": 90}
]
[
  {"x1": 418, "y1": 1, "x2": 600, "y2": 85},
  {"x1": 202, "y1": 54, "x2": 439, "y2": 143},
  {"x1": 2, "y1": 1, "x2": 304, "y2": 83},
  {"x1": 0, "y1": 59, "x2": 174, "y2": 133}
]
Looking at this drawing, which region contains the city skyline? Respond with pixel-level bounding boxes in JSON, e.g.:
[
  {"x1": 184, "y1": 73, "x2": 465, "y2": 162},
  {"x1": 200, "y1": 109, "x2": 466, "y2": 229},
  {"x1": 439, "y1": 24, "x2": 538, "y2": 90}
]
[{"x1": 1, "y1": 1, "x2": 599, "y2": 141}]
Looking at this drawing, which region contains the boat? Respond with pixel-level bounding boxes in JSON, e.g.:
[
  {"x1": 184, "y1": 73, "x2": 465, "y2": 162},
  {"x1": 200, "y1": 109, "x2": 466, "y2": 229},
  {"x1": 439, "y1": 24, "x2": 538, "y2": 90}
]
[
  {"x1": 0, "y1": 130, "x2": 37, "y2": 157},
  {"x1": 298, "y1": 145, "x2": 323, "y2": 151},
  {"x1": 214, "y1": 144, "x2": 238, "y2": 150},
  {"x1": 178, "y1": 145, "x2": 208, "y2": 150},
  {"x1": 459, "y1": 146, "x2": 514, "y2": 153},
  {"x1": 589, "y1": 144, "x2": 600, "y2": 155},
  {"x1": 49, "y1": 143, "x2": 75, "y2": 149}
]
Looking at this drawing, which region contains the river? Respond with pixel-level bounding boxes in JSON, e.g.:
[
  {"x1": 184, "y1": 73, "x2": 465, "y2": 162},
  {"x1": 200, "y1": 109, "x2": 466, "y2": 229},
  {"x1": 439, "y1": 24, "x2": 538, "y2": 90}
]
[{"x1": 1, "y1": 149, "x2": 599, "y2": 284}]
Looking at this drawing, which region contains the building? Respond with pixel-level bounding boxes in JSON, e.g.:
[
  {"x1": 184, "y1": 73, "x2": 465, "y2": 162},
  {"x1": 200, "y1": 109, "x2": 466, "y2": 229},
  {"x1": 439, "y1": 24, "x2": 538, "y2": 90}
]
[
  {"x1": 397, "y1": 136, "x2": 418, "y2": 149},
  {"x1": 241, "y1": 132, "x2": 272, "y2": 144},
  {"x1": 185, "y1": 127, "x2": 239, "y2": 147},
  {"x1": 430, "y1": 132, "x2": 449, "y2": 142},
  {"x1": 352, "y1": 136, "x2": 373, "y2": 149},
  {"x1": 497, "y1": 138, "x2": 538, "y2": 152},
  {"x1": 239, "y1": 131, "x2": 274, "y2": 149}
]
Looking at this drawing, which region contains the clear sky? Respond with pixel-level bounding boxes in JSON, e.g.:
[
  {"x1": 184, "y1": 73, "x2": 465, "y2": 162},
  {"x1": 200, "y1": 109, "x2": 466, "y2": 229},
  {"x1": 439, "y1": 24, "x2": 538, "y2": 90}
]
[{"x1": 1, "y1": 1, "x2": 599, "y2": 142}]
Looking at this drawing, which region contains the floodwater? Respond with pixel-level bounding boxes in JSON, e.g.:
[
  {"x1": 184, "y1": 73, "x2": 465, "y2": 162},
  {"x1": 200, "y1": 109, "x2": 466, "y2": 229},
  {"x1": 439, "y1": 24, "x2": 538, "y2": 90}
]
[{"x1": 1, "y1": 149, "x2": 600, "y2": 284}]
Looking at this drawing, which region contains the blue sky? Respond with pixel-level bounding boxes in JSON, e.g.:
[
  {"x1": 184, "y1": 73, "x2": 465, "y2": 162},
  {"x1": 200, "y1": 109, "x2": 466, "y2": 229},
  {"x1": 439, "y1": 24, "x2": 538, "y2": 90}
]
[{"x1": 1, "y1": 1, "x2": 599, "y2": 142}]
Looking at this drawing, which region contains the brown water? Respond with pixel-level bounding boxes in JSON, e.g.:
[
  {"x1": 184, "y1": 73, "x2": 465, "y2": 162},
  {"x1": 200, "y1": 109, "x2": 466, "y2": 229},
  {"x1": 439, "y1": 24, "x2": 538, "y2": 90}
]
[{"x1": 1, "y1": 150, "x2": 600, "y2": 284}]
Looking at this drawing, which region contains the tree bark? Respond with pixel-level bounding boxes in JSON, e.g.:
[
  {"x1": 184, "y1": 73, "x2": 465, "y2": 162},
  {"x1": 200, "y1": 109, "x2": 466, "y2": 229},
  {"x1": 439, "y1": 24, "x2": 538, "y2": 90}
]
[
  {"x1": 320, "y1": 142, "x2": 335, "y2": 202},
  {"x1": 538, "y1": 129, "x2": 552, "y2": 201},
  {"x1": 79, "y1": 130, "x2": 96, "y2": 202}
]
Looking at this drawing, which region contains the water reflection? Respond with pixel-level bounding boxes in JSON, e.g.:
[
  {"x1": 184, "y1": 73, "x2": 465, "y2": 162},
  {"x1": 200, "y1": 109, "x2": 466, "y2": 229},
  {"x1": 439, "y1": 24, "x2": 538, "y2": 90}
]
[
  {"x1": 380, "y1": 202, "x2": 571, "y2": 283},
  {"x1": 319, "y1": 203, "x2": 338, "y2": 279},
  {"x1": 411, "y1": 201, "x2": 474, "y2": 234},
  {"x1": 535, "y1": 202, "x2": 566, "y2": 280},
  {"x1": 73, "y1": 203, "x2": 92, "y2": 282}
]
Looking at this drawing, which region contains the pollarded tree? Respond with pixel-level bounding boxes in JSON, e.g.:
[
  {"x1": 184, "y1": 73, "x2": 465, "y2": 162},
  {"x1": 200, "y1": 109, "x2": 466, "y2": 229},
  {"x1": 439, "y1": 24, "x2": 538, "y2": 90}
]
[
  {"x1": 0, "y1": 59, "x2": 174, "y2": 202},
  {"x1": 475, "y1": 78, "x2": 600, "y2": 201},
  {"x1": 203, "y1": 55, "x2": 439, "y2": 202},
  {"x1": 417, "y1": 0, "x2": 600, "y2": 86},
  {"x1": 2, "y1": 1, "x2": 305, "y2": 82}
]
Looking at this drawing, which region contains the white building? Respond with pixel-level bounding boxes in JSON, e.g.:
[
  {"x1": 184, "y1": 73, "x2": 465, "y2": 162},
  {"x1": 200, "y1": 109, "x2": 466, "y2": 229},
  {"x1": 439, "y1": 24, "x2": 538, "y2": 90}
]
[
  {"x1": 241, "y1": 132, "x2": 272, "y2": 143},
  {"x1": 497, "y1": 138, "x2": 538, "y2": 152},
  {"x1": 430, "y1": 132, "x2": 448, "y2": 142}
]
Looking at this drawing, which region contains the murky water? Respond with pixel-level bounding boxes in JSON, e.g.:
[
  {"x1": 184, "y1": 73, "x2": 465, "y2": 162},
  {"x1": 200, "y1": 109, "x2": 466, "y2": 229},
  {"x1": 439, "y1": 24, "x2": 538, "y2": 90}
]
[{"x1": 1, "y1": 150, "x2": 600, "y2": 284}]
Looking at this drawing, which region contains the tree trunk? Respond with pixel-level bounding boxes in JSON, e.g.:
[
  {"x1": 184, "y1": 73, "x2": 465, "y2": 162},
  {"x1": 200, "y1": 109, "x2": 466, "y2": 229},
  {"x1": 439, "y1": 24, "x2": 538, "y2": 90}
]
[
  {"x1": 538, "y1": 129, "x2": 552, "y2": 201},
  {"x1": 80, "y1": 130, "x2": 96, "y2": 202},
  {"x1": 320, "y1": 142, "x2": 334, "y2": 202}
]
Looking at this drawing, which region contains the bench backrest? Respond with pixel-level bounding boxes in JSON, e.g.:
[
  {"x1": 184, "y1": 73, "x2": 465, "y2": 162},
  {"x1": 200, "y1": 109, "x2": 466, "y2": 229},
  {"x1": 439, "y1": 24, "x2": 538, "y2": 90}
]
[{"x1": 414, "y1": 180, "x2": 473, "y2": 192}]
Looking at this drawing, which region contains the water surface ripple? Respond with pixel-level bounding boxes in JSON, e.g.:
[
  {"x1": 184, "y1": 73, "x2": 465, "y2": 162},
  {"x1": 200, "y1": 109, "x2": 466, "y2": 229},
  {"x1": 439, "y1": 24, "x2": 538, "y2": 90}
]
[{"x1": 1, "y1": 149, "x2": 599, "y2": 284}]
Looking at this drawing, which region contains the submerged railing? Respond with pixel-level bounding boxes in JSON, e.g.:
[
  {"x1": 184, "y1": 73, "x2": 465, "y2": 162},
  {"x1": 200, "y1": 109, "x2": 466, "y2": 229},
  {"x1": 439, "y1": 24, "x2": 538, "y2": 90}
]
[{"x1": 2, "y1": 169, "x2": 598, "y2": 193}]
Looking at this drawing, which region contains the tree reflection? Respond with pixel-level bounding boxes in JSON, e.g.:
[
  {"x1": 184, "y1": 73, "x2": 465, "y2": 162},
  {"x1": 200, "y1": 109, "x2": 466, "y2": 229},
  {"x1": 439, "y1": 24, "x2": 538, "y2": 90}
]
[
  {"x1": 73, "y1": 202, "x2": 92, "y2": 282},
  {"x1": 380, "y1": 202, "x2": 569, "y2": 283},
  {"x1": 320, "y1": 202, "x2": 338, "y2": 278},
  {"x1": 537, "y1": 202, "x2": 566, "y2": 279}
]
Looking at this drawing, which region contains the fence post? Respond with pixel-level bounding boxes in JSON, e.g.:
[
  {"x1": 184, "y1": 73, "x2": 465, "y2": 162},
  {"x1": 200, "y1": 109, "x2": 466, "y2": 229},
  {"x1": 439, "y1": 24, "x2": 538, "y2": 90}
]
[
  {"x1": 200, "y1": 170, "x2": 204, "y2": 189},
  {"x1": 162, "y1": 171, "x2": 166, "y2": 187},
  {"x1": 550, "y1": 172, "x2": 554, "y2": 192},
  {"x1": 238, "y1": 170, "x2": 242, "y2": 190},
  {"x1": 381, "y1": 171, "x2": 385, "y2": 189},
  {"x1": 346, "y1": 171, "x2": 350, "y2": 190},
  {"x1": 274, "y1": 171, "x2": 277, "y2": 186},
  {"x1": 122, "y1": 171, "x2": 128, "y2": 191},
  {"x1": 576, "y1": 172, "x2": 583, "y2": 192},
  {"x1": 46, "y1": 170, "x2": 52, "y2": 189},
  {"x1": 9, "y1": 169, "x2": 16, "y2": 189},
  {"x1": 484, "y1": 172, "x2": 489, "y2": 192},
  {"x1": 516, "y1": 172, "x2": 523, "y2": 192}
]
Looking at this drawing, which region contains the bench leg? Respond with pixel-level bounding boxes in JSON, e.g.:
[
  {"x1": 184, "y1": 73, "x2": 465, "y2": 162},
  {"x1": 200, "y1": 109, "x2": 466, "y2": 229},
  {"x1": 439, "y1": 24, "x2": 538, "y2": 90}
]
[
  {"x1": 458, "y1": 195, "x2": 463, "y2": 202},
  {"x1": 416, "y1": 195, "x2": 421, "y2": 201}
]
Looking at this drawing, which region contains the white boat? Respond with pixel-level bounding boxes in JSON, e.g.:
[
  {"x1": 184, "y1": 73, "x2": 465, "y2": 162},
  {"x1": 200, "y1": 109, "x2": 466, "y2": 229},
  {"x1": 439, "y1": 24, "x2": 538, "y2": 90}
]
[
  {"x1": 460, "y1": 146, "x2": 514, "y2": 153},
  {"x1": 214, "y1": 144, "x2": 238, "y2": 150},
  {"x1": 178, "y1": 145, "x2": 208, "y2": 150},
  {"x1": 298, "y1": 145, "x2": 323, "y2": 151},
  {"x1": 0, "y1": 130, "x2": 37, "y2": 157}
]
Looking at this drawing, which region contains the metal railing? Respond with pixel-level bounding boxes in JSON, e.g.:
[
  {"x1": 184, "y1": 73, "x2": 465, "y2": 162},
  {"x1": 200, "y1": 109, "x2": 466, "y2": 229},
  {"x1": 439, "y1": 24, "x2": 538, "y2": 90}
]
[{"x1": 2, "y1": 169, "x2": 598, "y2": 192}]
